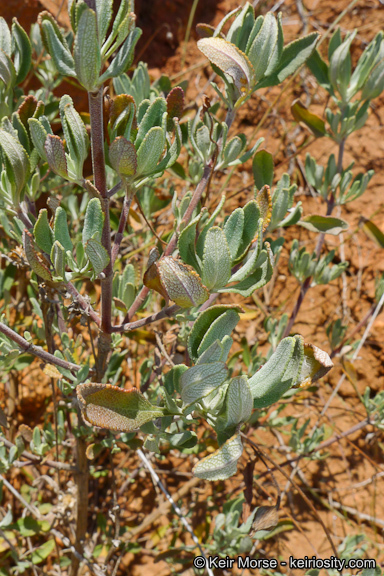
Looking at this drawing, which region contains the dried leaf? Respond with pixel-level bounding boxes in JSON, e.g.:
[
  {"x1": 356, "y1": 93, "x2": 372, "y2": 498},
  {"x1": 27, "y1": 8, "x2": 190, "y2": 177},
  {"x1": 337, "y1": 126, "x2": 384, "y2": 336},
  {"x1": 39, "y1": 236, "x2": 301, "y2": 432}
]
[
  {"x1": 251, "y1": 504, "x2": 279, "y2": 534},
  {"x1": 43, "y1": 364, "x2": 62, "y2": 378},
  {"x1": 255, "y1": 185, "x2": 272, "y2": 231}
]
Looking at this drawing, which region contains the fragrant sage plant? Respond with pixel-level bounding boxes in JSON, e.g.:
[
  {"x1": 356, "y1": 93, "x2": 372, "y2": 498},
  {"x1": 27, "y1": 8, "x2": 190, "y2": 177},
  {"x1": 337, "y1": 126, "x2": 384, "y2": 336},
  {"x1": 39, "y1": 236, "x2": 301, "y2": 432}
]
[{"x1": 0, "y1": 1, "x2": 362, "y2": 571}]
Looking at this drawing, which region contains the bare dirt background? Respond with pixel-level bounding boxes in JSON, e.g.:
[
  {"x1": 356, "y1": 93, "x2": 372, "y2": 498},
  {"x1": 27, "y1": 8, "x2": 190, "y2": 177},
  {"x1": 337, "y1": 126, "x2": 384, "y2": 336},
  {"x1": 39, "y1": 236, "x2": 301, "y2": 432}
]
[{"x1": 1, "y1": 0, "x2": 384, "y2": 574}]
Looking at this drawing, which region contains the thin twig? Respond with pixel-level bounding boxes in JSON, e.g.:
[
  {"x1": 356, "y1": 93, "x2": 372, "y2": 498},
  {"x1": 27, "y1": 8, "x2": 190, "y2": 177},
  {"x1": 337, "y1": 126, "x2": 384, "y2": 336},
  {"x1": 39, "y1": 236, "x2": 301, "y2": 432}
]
[
  {"x1": 136, "y1": 449, "x2": 214, "y2": 576},
  {"x1": 0, "y1": 437, "x2": 76, "y2": 471},
  {"x1": 112, "y1": 304, "x2": 179, "y2": 333},
  {"x1": 0, "y1": 321, "x2": 83, "y2": 373},
  {"x1": 240, "y1": 434, "x2": 338, "y2": 558}
]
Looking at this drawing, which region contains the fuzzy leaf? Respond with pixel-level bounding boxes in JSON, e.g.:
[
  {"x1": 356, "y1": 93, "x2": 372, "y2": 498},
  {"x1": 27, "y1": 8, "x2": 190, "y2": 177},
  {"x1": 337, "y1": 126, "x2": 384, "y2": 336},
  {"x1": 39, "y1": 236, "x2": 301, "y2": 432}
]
[
  {"x1": 249, "y1": 336, "x2": 299, "y2": 407},
  {"x1": 99, "y1": 27, "x2": 142, "y2": 82},
  {"x1": 158, "y1": 257, "x2": 208, "y2": 308},
  {"x1": 83, "y1": 198, "x2": 104, "y2": 244},
  {"x1": 217, "y1": 375, "x2": 253, "y2": 431},
  {"x1": 74, "y1": 6, "x2": 101, "y2": 91},
  {"x1": 223, "y1": 208, "x2": 244, "y2": 260},
  {"x1": 11, "y1": 19, "x2": 32, "y2": 84},
  {"x1": 85, "y1": 238, "x2": 109, "y2": 276},
  {"x1": 197, "y1": 37, "x2": 255, "y2": 94},
  {"x1": 51, "y1": 240, "x2": 66, "y2": 278},
  {"x1": 178, "y1": 212, "x2": 204, "y2": 271},
  {"x1": 0, "y1": 128, "x2": 30, "y2": 202},
  {"x1": 166, "y1": 86, "x2": 184, "y2": 130},
  {"x1": 53, "y1": 207, "x2": 72, "y2": 252},
  {"x1": 39, "y1": 12, "x2": 75, "y2": 77},
  {"x1": 180, "y1": 361, "x2": 228, "y2": 406},
  {"x1": 135, "y1": 97, "x2": 167, "y2": 150},
  {"x1": 136, "y1": 126, "x2": 165, "y2": 176},
  {"x1": 77, "y1": 383, "x2": 164, "y2": 431},
  {"x1": 197, "y1": 310, "x2": 240, "y2": 359},
  {"x1": 59, "y1": 95, "x2": 89, "y2": 174},
  {"x1": 0, "y1": 17, "x2": 11, "y2": 56},
  {"x1": 193, "y1": 433, "x2": 243, "y2": 480},
  {"x1": 258, "y1": 33, "x2": 319, "y2": 88},
  {"x1": 23, "y1": 230, "x2": 52, "y2": 281},
  {"x1": 252, "y1": 150, "x2": 274, "y2": 190},
  {"x1": 109, "y1": 136, "x2": 137, "y2": 177},
  {"x1": 95, "y1": 0, "x2": 113, "y2": 46},
  {"x1": 247, "y1": 12, "x2": 279, "y2": 81},
  {"x1": 34, "y1": 209, "x2": 53, "y2": 254},
  {"x1": 222, "y1": 245, "x2": 274, "y2": 297},
  {"x1": 298, "y1": 214, "x2": 348, "y2": 235},
  {"x1": 188, "y1": 305, "x2": 242, "y2": 361},
  {"x1": 0, "y1": 49, "x2": 16, "y2": 86},
  {"x1": 201, "y1": 226, "x2": 232, "y2": 290},
  {"x1": 28, "y1": 118, "x2": 49, "y2": 160},
  {"x1": 44, "y1": 135, "x2": 68, "y2": 178}
]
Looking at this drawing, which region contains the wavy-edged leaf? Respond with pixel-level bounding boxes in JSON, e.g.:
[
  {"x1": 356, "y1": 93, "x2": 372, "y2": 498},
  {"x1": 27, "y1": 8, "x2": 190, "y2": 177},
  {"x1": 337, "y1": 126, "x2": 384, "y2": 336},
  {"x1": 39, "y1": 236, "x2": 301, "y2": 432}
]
[
  {"x1": 197, "y1": 37, "x2": 255, "y2": 93},
  {"x1": 74, "y1": 5, "x2": 100, "y2": 91},
  {"x1": 202, "y1": 226, "x2": 232, "y2": 290},
  {"x1": 83, "y1": 198, "x2": 104, "y2": 244},
  {"x1": 34, "y1": 209, "x2": 53, "y2": 254},
  {"x1": 193, "y1": 433, "x2": 243, "y2": 480},
  {"x1": 296, "y1": 343, "x2": 333, "y2": 388},
  {"x1": 85, "y1": 238, "x2": 109, "y2": 276},
  {"x1": 298, "y1": 214, "x2": 348, "y2": 235},
  {"x1": 77, "y1": 383, "x2": 164, "y2": 431},
  {"x1": 180, "y1": 361, "x2": 228, "y2": 406},
  {"x1": 109, "y1": 136, "x2": 137, "y2": 177},
  {"x1": 188, "y1": 305, "x2": 242, "y2": 361},
  {"x1": 158, "y1": 257, "x2": 208, "y2": 308}
]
